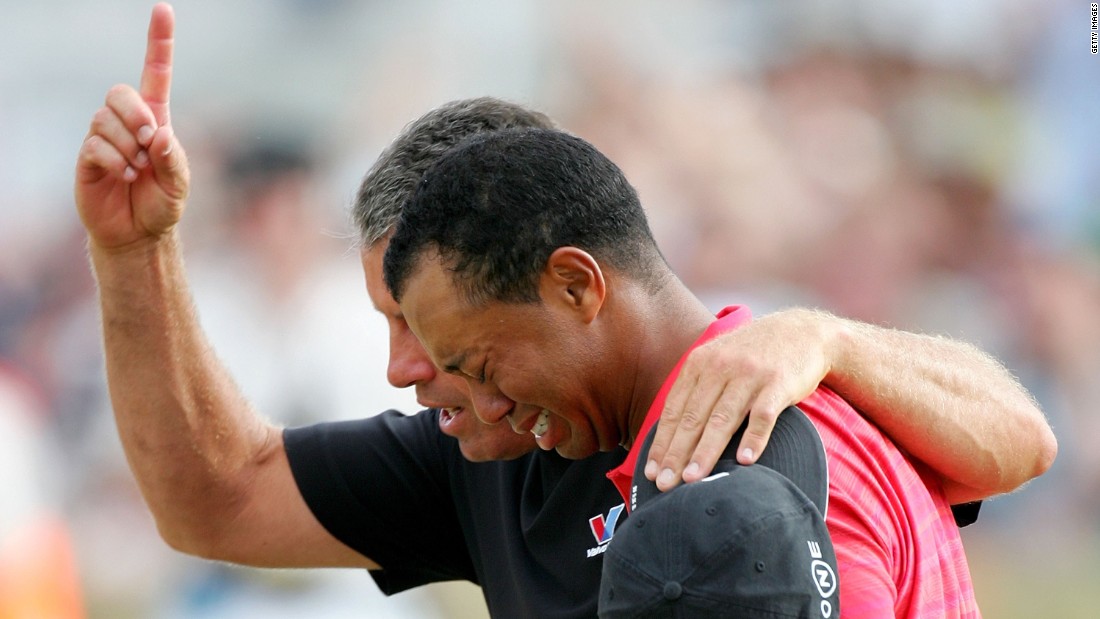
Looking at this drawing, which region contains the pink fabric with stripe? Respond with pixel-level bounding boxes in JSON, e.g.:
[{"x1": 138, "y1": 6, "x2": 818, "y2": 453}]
[{"x1": 608, "y1": 306, "x2": 980, "y2": 617}]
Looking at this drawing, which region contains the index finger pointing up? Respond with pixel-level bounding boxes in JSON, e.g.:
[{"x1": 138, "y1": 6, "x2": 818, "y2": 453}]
[{"x1": 140, "y1": 3, "x2": 175, "y2": 127}]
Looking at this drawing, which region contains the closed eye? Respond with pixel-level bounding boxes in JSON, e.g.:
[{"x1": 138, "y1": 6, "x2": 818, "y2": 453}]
[{"x1": 442, "y1": 359, "x2": 485, "y2": 384}]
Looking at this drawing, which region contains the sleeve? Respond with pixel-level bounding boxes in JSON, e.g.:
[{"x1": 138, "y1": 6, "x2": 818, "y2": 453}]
[{"x1": 283, "y1": 410, "x2": 478, "y2": 594}]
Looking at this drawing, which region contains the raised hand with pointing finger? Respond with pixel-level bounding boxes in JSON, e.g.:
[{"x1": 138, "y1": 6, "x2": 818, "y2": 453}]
[{"x1": 75, "y1": 3, "x2": 188, "y2": 253}]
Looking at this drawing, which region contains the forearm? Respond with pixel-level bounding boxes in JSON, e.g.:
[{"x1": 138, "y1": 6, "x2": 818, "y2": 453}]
[
  {"x1": 90, "y1": 232, "x2": 279, "y2": 554},
  {"x1": 817, "y1": 308, "x2": 1057, "y2": 503}
]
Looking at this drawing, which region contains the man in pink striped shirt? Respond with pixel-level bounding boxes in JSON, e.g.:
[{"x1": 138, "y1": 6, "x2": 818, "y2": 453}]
[
  {"x1": 606, "y1": 305, "x2": 977, "y2": 616},
  {"x1": 386, "y1": 127, "x2": 995, "y2": 616}
]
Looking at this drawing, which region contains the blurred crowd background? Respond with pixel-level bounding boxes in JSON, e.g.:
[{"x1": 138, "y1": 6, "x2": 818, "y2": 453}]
[{"x1": 2, "y1": 0, "x2": 1098, "y2": 617}]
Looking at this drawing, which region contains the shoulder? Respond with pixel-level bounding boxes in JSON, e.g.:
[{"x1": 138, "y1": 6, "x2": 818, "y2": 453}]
[{"x1": 284, "y1": 409, "x2": 466, "y2": 480}]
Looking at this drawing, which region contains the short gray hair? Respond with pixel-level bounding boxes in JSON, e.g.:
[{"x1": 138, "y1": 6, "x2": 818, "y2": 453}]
[{"x1": 352, "y1": 97, "x2": 556, "y2": 248}]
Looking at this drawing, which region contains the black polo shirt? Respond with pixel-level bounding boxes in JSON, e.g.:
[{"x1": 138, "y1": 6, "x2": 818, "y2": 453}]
[{"x1": 284, "y1": 409, "x2": 628, "y2": 619}]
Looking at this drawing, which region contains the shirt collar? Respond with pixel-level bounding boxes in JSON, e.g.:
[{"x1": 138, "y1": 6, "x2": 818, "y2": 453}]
[{"x1": 605, "y1": 305, "x2": 753, "y2": 508}]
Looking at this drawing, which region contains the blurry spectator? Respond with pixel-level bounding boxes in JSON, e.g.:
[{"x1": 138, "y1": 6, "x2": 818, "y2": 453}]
[{"x1": 0, "y1": 363, "x2": 85, "y2": 619}]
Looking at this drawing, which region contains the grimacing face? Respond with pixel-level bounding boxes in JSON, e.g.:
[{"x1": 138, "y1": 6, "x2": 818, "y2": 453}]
[
  {"x1": 361, "y1": 244, "x2": 534, "y2": 462},
  {"x1": 397, "y1": 255, "x2": 621, "y2": 460}
]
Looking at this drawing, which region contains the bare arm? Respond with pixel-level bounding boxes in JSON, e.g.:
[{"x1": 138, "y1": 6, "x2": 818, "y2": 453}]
[
  {"x1": 647, "y1": 307, "x2": 1057, "y2": 504},
  {"x1": 75, "y1": 3, "x2": 374, "y2": 569},
  {"x1": 820, "y1": 309, "x2": 1056, "y2": 503}
]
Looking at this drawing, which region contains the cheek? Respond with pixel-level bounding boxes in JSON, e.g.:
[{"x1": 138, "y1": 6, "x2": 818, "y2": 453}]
[
  {"x1": 490, "y1": 370, "x2": 535, "y2": 403},
  {"x1": 487, "y1": 331, "x2": 576, "y2": 404},
  {"x1": 493, "y1": 371, "x2": 562, "y2": 416},
  {"x1": 418, "y1": 370, "x2": 472, "y2": 408},
  {"x1": 438, "y1": 372, "x2": 472, "y2": 398}
]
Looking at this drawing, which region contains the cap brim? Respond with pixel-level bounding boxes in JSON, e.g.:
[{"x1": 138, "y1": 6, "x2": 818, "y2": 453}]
[{"x1": 633, "y1": 405, "x2": 828, "y2": 516}]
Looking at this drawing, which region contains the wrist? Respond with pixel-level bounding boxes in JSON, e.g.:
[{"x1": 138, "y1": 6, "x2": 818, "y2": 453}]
[
  {"x1": 811, "y1": 308, "x2": 852, "y2": 387},
  {"x1": 89, "y1": 229, "x2": 180, "y2": 263},
  {"x1": 89, "y1": 231, "x2": 184, "y2": 289}
]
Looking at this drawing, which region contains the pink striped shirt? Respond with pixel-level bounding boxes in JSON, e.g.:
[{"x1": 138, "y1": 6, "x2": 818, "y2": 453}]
[{"x1": 608, "y1": 306, "x2": 980, "y2": 618}]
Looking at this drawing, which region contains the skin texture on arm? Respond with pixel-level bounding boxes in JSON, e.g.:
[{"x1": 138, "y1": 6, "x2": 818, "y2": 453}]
[
  {"x1": 75, "y1": 3, "x2": 374, "y2": 570},
  {"x1": 647, "y1": 307, "x2": 1057, "y2": 504}
]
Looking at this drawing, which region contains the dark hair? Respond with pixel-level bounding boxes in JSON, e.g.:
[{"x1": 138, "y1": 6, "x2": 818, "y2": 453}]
[
  {"x1": 384, "y1": 127, "x2": 668, "y2": 305},
  {"x1": 352, "y1": 97, "x2": 556, "y2": 248},
  {"x1": 224, "y1": 137, "x2": 314, "y2": 213}
]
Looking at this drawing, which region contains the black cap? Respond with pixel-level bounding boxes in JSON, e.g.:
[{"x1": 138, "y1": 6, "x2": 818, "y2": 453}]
[{"x1": 599, "y1": 406, "x2": 839, "y2": 618}]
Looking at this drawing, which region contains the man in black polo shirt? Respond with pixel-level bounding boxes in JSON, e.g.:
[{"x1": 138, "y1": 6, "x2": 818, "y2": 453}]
[
  {"x1": 282, "y1": 100, "x2": 1050, "y2": 614},
  {"x1": 73, "y1": 5, "x2": 1057, "y2": 618}
]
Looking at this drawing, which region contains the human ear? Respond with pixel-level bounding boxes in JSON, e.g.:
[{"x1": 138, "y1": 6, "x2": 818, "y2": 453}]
[{"x1": 541, "y1": 246, "x2": 605, "y2": 322}]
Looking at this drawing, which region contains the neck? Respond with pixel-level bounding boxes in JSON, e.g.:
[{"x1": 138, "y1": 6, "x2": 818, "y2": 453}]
[{"x1": 607, "y1": 278, "x2": 714, "y2": 450}]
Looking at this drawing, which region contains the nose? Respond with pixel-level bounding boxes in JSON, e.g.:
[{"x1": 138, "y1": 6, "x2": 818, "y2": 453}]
[
  {"x1": 386, "y1": 328, "x2": 437, "y2": 389},
  {"x1": 467, "y1": 381, "x2": 515, "y2": 425}
]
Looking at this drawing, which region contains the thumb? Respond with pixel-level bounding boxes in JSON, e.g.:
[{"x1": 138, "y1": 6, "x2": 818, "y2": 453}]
[{"x1": 148, "y1": 125, "x2": 189, "y2": 201}]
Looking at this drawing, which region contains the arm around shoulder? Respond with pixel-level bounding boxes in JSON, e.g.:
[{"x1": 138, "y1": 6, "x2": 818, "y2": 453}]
[{"x1": 821, "y1": 308, "x2": 1057, "y2": 504}]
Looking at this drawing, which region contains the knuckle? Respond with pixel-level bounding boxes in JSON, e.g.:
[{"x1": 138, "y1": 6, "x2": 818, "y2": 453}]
[
  {"x1": 662, "y1": 445, "x2": 688, "y2": 466},
  {"x1": 78, "y1": 135, "x2": 109, "y2": 165},
  {"x1": 705, "y1": 407, "x2": 738, "y2": 429},
  {"x1": 81, "y1": 134, "x2": 102, "y2": 152},
  {"x1": 105, "y1": 83, "x2": 130, "y2": 102},
  {"x1": 744, "y1": 417, "x2": 777, "y2": 443},
  {"x1": 752, "y1": 405, "x2": 781, "y2": 423},
  {"x1": 659, "y1": 403, "x2": 683, "y2": 422},
  {"x1": 90, "y1": 107, "x2": 113, "y2": 130},
  {"x1": 684, "y1": 345, "x2": 720, "y2": 373},
  {"x1": 678, "y1": 408, "x2": 705, "y2": 430}
]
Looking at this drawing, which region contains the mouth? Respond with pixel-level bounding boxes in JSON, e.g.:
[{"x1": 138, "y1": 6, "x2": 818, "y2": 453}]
[
  {"x1": 509, "y1": 407, "x2": 552, "y2": 437},
  {"x1": 438, "y1": 406, "x2": 465, "y2": 427},
  {"x1": 531, "y1": 409, "x2": 551, "y2": 438}
]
